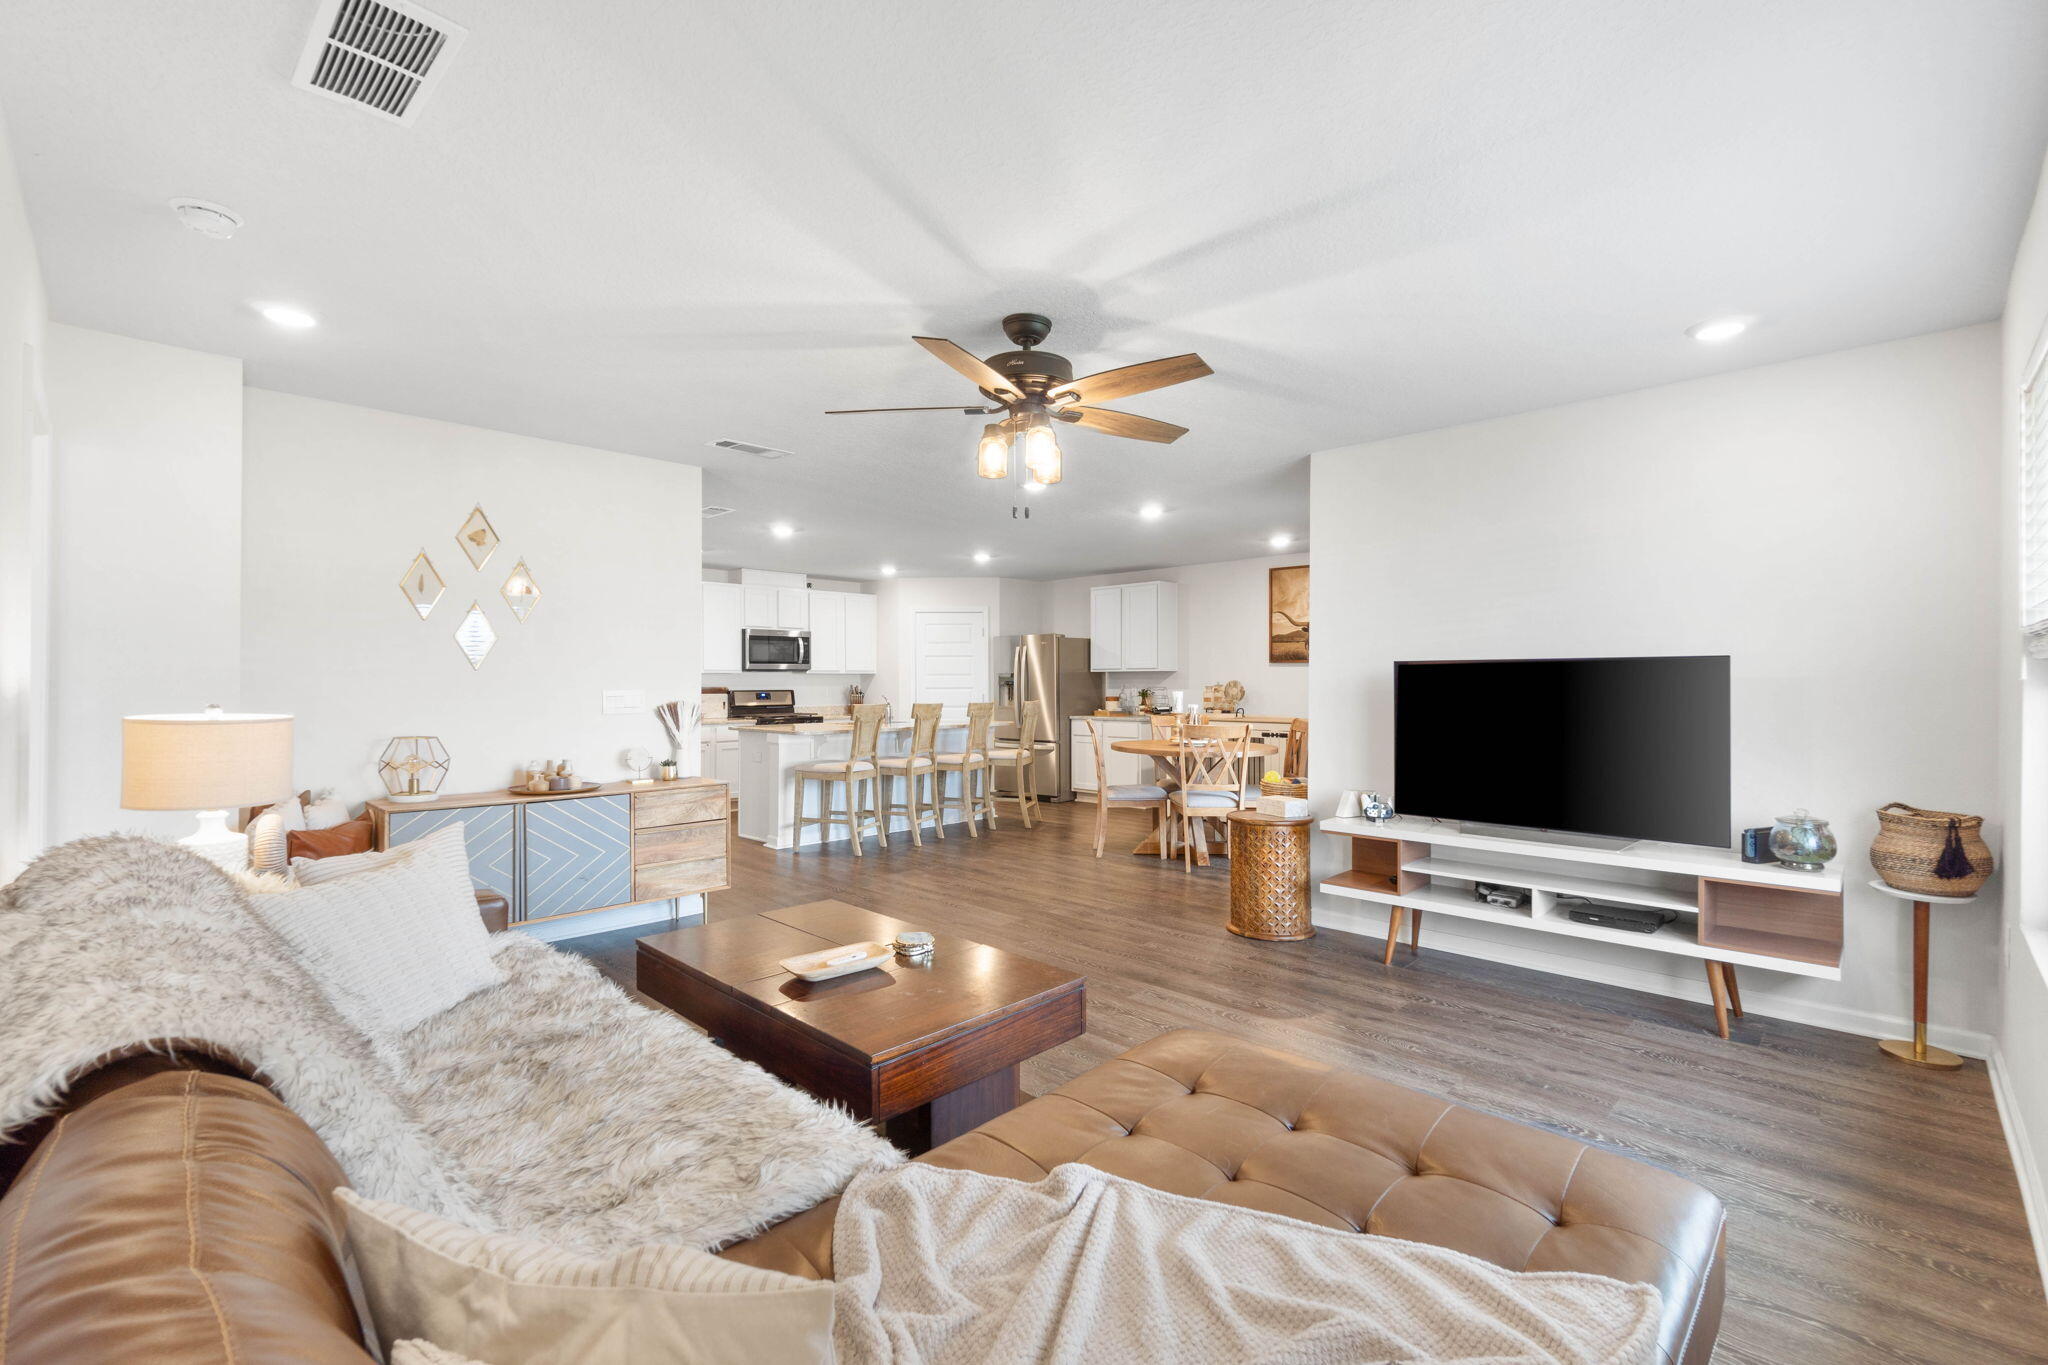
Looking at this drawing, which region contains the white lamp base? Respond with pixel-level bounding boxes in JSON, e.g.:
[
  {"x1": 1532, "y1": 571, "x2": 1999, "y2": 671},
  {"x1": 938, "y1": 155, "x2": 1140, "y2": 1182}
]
[{"x1": 178, "y1": 809, "x2": 249, "y2": 871}]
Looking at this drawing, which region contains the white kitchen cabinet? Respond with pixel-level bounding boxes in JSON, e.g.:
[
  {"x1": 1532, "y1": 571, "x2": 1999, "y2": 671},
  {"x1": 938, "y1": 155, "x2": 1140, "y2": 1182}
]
[
  {"x1": 843, "y1": 592, "x2": 878, "y2": 673},
  {"x1": 775, "y1": 588, "x2": 810, "y2": 629},
  {"x1": 702, "y1": 582, "x2": 744, "y2": 673},
  {"x1": 697, "y1": 730, "x2": 742, "y2": 787},
  {"x1": 742, "y1": 585, "x2": 779, "y2": 629},
  {"x1": 1089, "y1": 586, "x2": 1124, "y2": 670},
  {"x1": 1088, "y1": 581, "x2": 1178, "y2": 672},
  {"x1": 809, "y1": 590, "x2": 847, "y2": 672}
]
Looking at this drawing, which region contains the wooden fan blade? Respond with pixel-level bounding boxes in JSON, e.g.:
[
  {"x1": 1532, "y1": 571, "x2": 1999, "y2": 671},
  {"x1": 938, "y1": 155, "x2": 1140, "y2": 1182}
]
[
  {"x1": 825, "y1": 405, "x2": 991, "y2": 414},
  {"x1": 1060, "y1": 406, "x2": 1189, "y2": 443},
  {"x1": 913, "y1": 336, "x2": 1023, "y2": 399},
  {"x1": 1052, "y1": 353, "x2": 1211, "y2": 405}
]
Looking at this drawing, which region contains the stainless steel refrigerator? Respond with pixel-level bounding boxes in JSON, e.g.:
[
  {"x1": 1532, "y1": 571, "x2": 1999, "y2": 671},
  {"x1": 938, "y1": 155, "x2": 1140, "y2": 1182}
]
[{"x1": 992, "y1": 634, "x2": 1101, "y2": 802}]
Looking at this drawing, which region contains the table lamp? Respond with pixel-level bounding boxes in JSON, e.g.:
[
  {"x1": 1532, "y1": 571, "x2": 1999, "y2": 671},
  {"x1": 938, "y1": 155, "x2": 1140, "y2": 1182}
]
[{"x1": 121, "y1": 704, "x2": 294, "y2": 868}]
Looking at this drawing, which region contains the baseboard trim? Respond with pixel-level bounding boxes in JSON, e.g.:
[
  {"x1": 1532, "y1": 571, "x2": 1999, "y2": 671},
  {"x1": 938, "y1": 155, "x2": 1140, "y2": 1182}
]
[
  {"x1": 515, "y1": 895, "x2": 704, "y2": 943},
  {"x1": 1989, "y1": 1045, "x2": 2048, "y2": 1299},
  {"x1": 1312, "y1": 901, "x2": 1995, "y2": 1059}
]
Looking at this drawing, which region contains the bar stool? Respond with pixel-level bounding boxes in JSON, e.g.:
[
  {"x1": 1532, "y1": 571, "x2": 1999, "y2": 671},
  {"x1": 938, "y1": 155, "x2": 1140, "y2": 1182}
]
[
  {"x1": 791, "y1": 704, "x2": 888, "y2": 855},
  {"x1": 987, "y1": 699, "x2": 1044, "y2": 829},
  {"x1": 931, "y1": 701, "x2": 996, "y2": 837},
  {"x1": 877, "y1": 702, "x2": 945, "y2": 847}
]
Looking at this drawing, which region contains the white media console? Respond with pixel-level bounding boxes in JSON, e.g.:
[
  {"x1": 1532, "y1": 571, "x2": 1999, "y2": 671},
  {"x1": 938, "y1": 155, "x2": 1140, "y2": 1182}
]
[{"x1": 1318, "y1": 816, "x2": 1844, "y2": 1038}]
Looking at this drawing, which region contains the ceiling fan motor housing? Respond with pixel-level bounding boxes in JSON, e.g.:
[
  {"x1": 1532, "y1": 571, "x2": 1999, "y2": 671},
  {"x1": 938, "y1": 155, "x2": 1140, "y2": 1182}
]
[{"x1": 986, "y1": 347, "x2": 1073, "y2": 399}]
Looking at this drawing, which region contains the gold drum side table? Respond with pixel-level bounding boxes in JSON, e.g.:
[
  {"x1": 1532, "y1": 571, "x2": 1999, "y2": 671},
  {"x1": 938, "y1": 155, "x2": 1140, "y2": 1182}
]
[{"x1": 1226, "y1": 810, "x2": 1314, "y2": 941}]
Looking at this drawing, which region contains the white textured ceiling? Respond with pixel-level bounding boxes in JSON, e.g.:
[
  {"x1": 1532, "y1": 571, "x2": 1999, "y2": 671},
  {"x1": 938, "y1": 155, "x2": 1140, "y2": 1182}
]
[{"x1": 4, "y1": 1, "x2": 2047, "y2": 579}]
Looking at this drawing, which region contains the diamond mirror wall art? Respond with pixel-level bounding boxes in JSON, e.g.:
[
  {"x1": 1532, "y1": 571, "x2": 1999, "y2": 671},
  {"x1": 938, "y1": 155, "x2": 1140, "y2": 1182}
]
[
  {"x1": 400, "y1": 551, "x2": 446, "y2": 619},
  {"x1": 456, "y1": 505, "x2": 500, "y2": 569},
  {"x1": 501, "y1": 559, "x2": 542, "y2": 622},
  {"x1": 454, "y1": 600, "x2": 497, "y2": 669}
]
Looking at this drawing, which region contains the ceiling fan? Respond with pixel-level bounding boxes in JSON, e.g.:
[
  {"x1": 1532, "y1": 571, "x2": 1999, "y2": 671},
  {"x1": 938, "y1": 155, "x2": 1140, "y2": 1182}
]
[{"x1": 825, "y1": 313, "x2": 1212, "y2": 487}]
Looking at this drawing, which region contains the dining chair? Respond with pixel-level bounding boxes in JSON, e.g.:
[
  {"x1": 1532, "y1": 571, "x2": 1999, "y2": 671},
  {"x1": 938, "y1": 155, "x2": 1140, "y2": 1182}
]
[
  {"x1": 986, "y1": 700, "x2": 1044, "y2": 829},
  {"x1": 1283, "y1": 717, "x2": 1308, "y2": 781},
  {"x1": 1083, "y1": 718, "x2": 1168, "y2": 858},
  {"x1": 790, "y1": 704, "x2": 888, "y2": 855},
  {"x1": 931, "y1": 701, "x2": 996, "y2": 837},
  {"x1": 877, "y1": 702, "x2": 945, "y2": 847},
  {"x1": 1169, "y1": 724, "x2": 1255, "y2": 872}
]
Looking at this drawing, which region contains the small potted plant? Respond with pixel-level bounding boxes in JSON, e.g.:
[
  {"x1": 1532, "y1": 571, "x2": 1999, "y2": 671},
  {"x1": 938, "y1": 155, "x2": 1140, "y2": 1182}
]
[{"x1": 1137, "y1": 687, "x2": 1154, "y2": 713}]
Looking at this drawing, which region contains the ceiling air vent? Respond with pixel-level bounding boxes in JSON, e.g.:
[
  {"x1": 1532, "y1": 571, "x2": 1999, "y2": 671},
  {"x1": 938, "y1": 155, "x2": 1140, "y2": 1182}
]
[
  {"x1": 293, "y1": 0, "x2": 467, "y2": 126},
  {"x1": 701, "y1": 505, "x2": 735, "y2": 518},
  {"x1": 709, "y1": 439, "x2": 793, "y2": 460}
]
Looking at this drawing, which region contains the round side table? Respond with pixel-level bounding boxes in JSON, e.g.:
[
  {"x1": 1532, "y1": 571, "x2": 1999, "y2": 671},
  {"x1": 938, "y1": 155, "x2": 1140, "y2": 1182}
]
[
  {"x1": 1867, "y1": 878, "x2": 1980, "y2": 1069},
  {"x1": 1226, "y1": 810, "x2": 1314, "y2": 941}
]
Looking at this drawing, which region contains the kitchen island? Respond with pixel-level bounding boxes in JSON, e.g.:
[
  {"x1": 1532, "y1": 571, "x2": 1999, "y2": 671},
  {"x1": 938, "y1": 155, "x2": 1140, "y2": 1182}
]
[{"x1": 736, "y1": 720, "x2": 974, "y2": 849}]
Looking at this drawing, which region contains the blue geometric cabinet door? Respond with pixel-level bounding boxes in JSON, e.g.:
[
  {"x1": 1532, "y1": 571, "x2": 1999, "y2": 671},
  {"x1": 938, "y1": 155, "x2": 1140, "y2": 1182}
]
[
  {"x1": 386, "y1": 804, "x2": 515, "y2": 903},
  {"x1": 522, "y1": 794, "x2": 632, "y2": 920}
]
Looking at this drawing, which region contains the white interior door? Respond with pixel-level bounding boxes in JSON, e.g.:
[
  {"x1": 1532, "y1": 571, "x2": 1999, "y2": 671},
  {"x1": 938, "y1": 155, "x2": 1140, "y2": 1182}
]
[{"x1": 913, "y1": 610, "x2": 989, "y2": 722}]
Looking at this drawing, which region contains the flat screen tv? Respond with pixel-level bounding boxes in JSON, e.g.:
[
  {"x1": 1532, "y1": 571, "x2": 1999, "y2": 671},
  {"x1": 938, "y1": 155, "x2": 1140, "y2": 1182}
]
[{"x1": 1393, "y1": 656, "x2": 1731, "y2": 848}]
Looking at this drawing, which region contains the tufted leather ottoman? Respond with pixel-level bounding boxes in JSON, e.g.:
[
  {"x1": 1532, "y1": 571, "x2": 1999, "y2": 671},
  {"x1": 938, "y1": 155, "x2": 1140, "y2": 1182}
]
[{"x1": 722, "y1": 1029, "x2": 1726, "y2": 1365}]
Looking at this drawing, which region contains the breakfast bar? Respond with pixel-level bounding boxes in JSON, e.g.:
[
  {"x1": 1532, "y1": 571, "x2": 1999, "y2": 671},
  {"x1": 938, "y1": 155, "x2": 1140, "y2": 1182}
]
[{"x1": 736, "y1": 719, "x2": 973, "y2": 849}]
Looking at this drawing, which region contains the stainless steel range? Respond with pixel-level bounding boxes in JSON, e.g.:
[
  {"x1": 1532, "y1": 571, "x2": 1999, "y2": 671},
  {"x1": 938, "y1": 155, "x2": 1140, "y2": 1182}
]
[{"x1": 726, "y1": 688, "x2": 825, "y2": 726}]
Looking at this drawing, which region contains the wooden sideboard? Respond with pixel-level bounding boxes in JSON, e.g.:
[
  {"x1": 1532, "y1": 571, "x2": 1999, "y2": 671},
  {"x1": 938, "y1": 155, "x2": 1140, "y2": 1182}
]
[{"x1": 367, "y1": 778, "x2": 731, "y2": 928}]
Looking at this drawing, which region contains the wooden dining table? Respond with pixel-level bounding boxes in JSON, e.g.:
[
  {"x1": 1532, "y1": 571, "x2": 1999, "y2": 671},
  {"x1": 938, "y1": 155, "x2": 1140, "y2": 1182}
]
[{"x1": 1109, "y1": 737, "x2": 1280, "y2": 864}]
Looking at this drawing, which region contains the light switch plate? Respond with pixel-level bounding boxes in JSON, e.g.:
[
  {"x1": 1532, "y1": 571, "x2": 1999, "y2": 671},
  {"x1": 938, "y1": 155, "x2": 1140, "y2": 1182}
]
[{"x1": 602, "y1": 690, "x2": 646, "y2": 715}]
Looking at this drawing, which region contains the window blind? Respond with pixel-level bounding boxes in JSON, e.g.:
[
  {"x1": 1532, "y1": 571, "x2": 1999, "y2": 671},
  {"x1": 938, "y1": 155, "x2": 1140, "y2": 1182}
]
[{"x1": 2026, "y1": 334, "x2": 2048, "y2": 656}]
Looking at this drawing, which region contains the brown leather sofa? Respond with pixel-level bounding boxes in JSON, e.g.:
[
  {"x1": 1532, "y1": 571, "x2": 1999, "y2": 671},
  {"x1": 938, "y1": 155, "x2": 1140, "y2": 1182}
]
[{"x1": 0, "y1": 904, "x2": 1724, "y2": 1363}]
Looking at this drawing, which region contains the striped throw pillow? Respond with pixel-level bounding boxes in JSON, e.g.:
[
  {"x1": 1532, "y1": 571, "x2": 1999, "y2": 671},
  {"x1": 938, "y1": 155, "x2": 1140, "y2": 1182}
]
[{"x1": 337, "y1": 1190, "x2": 834, "y2": 1365}]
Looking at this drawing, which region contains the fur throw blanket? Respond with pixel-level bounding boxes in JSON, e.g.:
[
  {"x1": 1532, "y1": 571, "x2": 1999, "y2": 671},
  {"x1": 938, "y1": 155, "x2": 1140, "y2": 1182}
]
[{"x1": 0, "y1": 836, "x2": 898, "y2": 1250}]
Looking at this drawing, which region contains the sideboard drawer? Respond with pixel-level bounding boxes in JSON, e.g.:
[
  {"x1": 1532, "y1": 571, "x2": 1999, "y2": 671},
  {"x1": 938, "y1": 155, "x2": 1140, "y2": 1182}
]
[
  {"x1": 633, "y1": 787, "x2": 726, "y2": 829},
  {"x1": 634, "y1": 821, "x2": 725, "y2": 865},
  {"x1": 635, "y1": 856, "x2": 729, "y2": 900}
]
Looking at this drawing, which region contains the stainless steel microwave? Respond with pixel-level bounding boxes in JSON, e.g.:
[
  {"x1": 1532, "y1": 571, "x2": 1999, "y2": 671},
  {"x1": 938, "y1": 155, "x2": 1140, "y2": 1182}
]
[{"x1": 742, "y1": 627, "x2": 810, "y2": 672}]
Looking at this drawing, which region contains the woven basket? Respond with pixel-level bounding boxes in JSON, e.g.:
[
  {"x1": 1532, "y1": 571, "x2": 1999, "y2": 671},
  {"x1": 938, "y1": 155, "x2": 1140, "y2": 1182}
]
[
  {"x1": 1259, "y1": 778, "x2": 1307, "y2": 800},
  {"x1": 1869, "y1": 802, "x2": 1994, "y2": 897}
]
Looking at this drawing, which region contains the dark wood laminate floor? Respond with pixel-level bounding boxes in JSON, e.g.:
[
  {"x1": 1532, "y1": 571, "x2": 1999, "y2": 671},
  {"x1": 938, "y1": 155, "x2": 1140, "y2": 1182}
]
[{"x1": 568, "y1": 804, "x2": 2048, "y2": 1364}]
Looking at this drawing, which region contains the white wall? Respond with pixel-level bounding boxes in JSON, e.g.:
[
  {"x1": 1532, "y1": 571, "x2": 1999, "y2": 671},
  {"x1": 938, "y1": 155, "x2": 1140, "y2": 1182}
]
[
  {"x1": 1998, "y1": 143, "x2": 2048, "y2": 1289},
  {"x1": 1046, "y1": 554, "x2": 1310, "y2": 717},
  {"x1": 44, "y1": 326, "x2": 243, "y2": 844},
  {"x1": 1309, "y1": 326, "x2": 2004, "y2": 1052},
  {"x1": 0, "y1": 108, "x2": 48, "y2": 877},
  {"x1": 241, "y1": 389, "x2": 702, "y2": 804}
]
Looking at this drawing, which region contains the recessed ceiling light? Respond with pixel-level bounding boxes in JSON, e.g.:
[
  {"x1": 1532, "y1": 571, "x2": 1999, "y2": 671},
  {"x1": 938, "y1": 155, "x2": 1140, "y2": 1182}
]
[
  {"x1": 256, "y1": 303, "x2": 318, "y2": 329},
  {"x1": 878, "y1": 564, "x2": 897, "y2": 576},
  {"x1": 973, "y1": 551, "x2": 992, "y2": 565},
  {"x1": 1139, "y1": 502, "x2": 1165, "y2": 521},
  {"x1": 1686, "y1": 316, "x2": 1751, "y2": 344},
  {"x1": 1268, "y1": 533, "x2": 1291, "y2": 550},
  {"x1": 770, "y1": 522, "x2": 795, "y2": 540},
  {"x1": 170, "y1": 198, "x2": 243, "y2": 239}
]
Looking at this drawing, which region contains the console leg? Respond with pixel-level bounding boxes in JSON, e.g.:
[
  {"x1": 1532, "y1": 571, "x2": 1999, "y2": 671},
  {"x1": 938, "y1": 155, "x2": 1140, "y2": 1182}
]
[
  {"x1": 1382, "y1": 905, "x2": 1405, "y2": 965},
  {"x1": 1705, "y1": 961, "x2": 1731, "y2": 1039},
  {"x1": 1724, "y1": 963, "x2": 1743, "y2": 1018},
  {"x1": 1410, "y1": 909, "x2": 1422, "y2": 951}
]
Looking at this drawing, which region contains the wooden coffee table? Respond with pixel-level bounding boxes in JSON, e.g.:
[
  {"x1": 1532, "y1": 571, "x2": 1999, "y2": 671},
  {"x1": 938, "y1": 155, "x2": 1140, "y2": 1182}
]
[{"x1": 636, "y1": 900, "x2": 1085, "y2": 1154}]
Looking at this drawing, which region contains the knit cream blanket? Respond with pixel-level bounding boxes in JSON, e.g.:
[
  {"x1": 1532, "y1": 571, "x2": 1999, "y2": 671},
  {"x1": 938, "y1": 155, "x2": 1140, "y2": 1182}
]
[{"x1": 830, "y1": 1163, "x2": 1661, "y2": 1365}]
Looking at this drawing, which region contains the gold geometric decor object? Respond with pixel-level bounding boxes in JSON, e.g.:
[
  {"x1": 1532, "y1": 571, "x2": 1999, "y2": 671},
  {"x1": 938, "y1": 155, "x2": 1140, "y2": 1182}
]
[
  {"x1": 453, "y1": 600, "x2": 497, "y2": 670},
  {"x1": 456, "y1": 504, "x2": 500, "y2": 570},
  {"x1": 378, "y1": 735, "x2": 450, "y2": 802},
  {"x1": 399, "y1": 551, "x2": 446, "y2": 619},
  {"x1": 501, "y1": 558, "x2": 541, "y2": 622}
]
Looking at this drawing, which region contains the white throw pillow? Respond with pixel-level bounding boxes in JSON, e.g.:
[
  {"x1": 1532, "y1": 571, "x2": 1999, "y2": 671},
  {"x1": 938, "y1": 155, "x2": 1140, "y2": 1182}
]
[
  {"x1": 254, "y1": 824, "x2": 501, "y2": 1048},
  {"x1": 292, "y1": 840, "x2": 410, "y2": 886},
  {"x1": 303, "y1": 788, "x2": 352, "y2": 830},
  {"x1": 245, "y1": 809, "x2": 291, "y2": 874},
  {"x1": 338, "y1": 1189, "x2": 834, "y2": 1365}
]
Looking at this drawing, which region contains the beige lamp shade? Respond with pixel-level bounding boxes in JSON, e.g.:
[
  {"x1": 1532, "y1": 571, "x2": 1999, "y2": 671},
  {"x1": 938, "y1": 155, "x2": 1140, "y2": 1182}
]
[{"x1": 121, "y1": 706, "x2": 294, "y2": 811}]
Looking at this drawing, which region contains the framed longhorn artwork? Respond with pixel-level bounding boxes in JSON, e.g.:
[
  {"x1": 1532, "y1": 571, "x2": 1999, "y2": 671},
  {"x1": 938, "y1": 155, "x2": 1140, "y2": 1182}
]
[{"x1": 1269, "y1": 564, "x2": 1308, "y2": 663}]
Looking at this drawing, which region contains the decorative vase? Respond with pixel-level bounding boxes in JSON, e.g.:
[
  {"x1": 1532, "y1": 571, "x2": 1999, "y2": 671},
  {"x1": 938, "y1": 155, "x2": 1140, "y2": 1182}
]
[
  {"x1": 1769, "y1": 809, "x2": 1837, "y2": 872},
  {"x1": 1335, "y1": 789, "x2": 1364, "y2": 819},
  {"x1": 1870, "y1": 802, "x2": 1994, "y2": 896},
  {"x1": 1360, "y1": 791, "x2": 1396, "y2": 823}
]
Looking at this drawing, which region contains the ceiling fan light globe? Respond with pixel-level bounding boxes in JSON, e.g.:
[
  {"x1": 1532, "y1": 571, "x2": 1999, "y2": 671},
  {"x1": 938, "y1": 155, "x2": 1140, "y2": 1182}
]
[
  {"x1": 976, "y1": 423, "x2": 1011, "y2": 480},
  {"x1": 1022, "y1": 425, "x2": 1063, "y2": 485}
]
